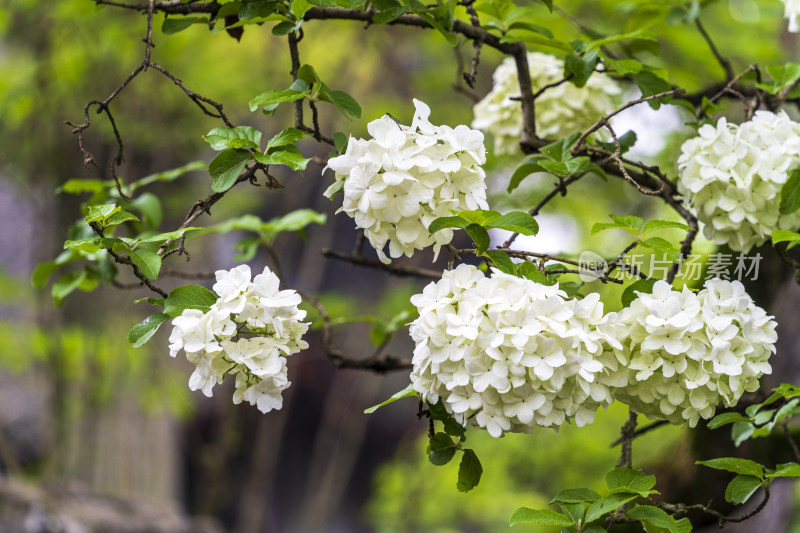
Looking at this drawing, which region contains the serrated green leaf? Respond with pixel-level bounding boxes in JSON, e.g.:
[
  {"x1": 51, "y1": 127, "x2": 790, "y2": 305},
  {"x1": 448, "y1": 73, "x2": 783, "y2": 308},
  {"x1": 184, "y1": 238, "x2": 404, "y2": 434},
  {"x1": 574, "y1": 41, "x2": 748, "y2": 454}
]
[
  {"x1": 203, "y1": 126, "x2": 263, "y2": 151},
  {"x1": 732, "y1": 421, "x2": 756, "y2": 447},
  {"x1": 428, "y1": 432, "x2": 456, "y2": 466},
  {"x1": 767, "y1": 462, "x2": 800, "y2": 478},
  {"x1": 509, "y1": 508, "x2": 575, "y2": 527},
  {"x1": 640, "y1": 237, "x2": 681, "y2": 261},
  {"x1": 249, "y1": 86, "x2": 309, "y2": 112},
  {"x1": 253, "y1": 150, "x2": 311, "y2": 171},
  {"x1": 128, "y1": 249, "x2": 162, "y2": 280},
  {"x1": 239, "y1": 0, "x2": 278, "y2": 19},
  {"x1": 127, "y1": 312, "x2": 170, "y2": 348},
  {"x1": 780, "y1": 169, "x2": 800, "y2": 215},
  {"x1": 641, "y1": 220, "x2": 692, "y2": 235},
  {"x1": 724, "y1": 474, "x2": 763, "y2": 504},
  {"x1": 606, "y1": 467, "x2": 657, "y2": 497},
  {"x1": 632, "y1": 71, "x2": 672, "y2": 109},
  {"x1": 265, "y1": 127, "x2": 309, "y2": 151},
  {"x1": 550, "y1": 488, "x2": 601, "y2": 504},
  {"x1": 84, "y1": 204, "x2": 120, "y2": 223},
  {"x1": 209, "y1": 148, "x2": 251, "y2": 192},
  {"x1": 772, "y1": 230, "x2": 800, "y2": 250},
  {"x1": 585, "y1": 493, "x2": 638, "y2": 523},
  {"x1": 456, "y1": 449, "x2": 482, "y2": 492},
  {"x1": 163, "y1": 285, "x2": 218, "y2": 317}
]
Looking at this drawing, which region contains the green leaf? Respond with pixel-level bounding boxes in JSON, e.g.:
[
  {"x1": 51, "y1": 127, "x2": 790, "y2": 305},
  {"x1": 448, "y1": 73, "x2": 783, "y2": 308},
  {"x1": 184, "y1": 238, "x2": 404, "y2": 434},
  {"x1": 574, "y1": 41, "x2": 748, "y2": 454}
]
[
  {"x1": 373, "y1": 6, "x2": 408, "y2": 23},
  {"x1": 318, "y1": 89, "x2": 362, "y2": 119},
  {"x1": 765, "y1": 62, "x2": 800, "y2": 92},
  {"x1": 585, "y1": 493, "x2": 638, "y2": 523},
  {"x1": 266, "y1": 127, "x2": 309, "y2": 151},
  {"x1": 429, "y1": 216, "x2": 469, "y2": 234},
  {"x1": 428, "y1": 432, "x2": 457, "y2": 466},
  {"x1": 640, "y1": 237, "x2": 681, "y2": 261},
  {"x1": 708, "y1": 412, "x2": 752, "y2": 429},
  {"x1": 249, "y1": 85, "x2": 309, "y2": 112},
  {"x1": 84, "y1": 204, "x2": 120, "y2": 223},
  {"x1": 209, "y1": 148, "x2": 251, "y2": 193},
  {"x1": 621, "y1": 279, "x2": 656, "y2": 307},
  {"x1": 239, "y1": 0, "x2": 278, "y2": 19},
  {"x1": 696, "y1": 457, "x2": 764, "y2": 478},
  {"x1": 52, "y1": 271, "x2": 85, "y2": 304},
  {"x1": 772, "y1": 230, "x2": 800, "y2": 250},
  {"x1": 415, "y1": 11, "x2": 458, "y2": 46},
  {"x1": 485, "y1": 211, "x2": 539, "y2": 235},
  {"x1": 641, "y1": 220, "x2": 692, "y2": 235},
  {"x1": 591, "y1": 213, "x2": 643, "y2": 235},
  {"x1": 333, "y1": 132, "x2": 348, "y2": 153},
  {"x1": 632, "y1": 71, "x2": 672, "y2": 109},
  {"x1": 507, "y1": 159, "x2": 548, "y2": 192},
  {"x1": 598, "y1": 130, "x2": 638, "y2": 154},
  {"x1": 465, "y1": 223, "x2": 490, "y2": 254},
  {"x1": 32, "y1": 262, "x2": 58, "y2": 289},
  {"x1": 161, "y1": 16, "x2": 207, "y2": 34},
  {"x1": 163, "y1": 285, "x2": 218, "y2": 317},
  {"x1": 606, "y1": 467, "x2": 657, "y2": 497},
  {"x1": 780, "y1": 169, "x2": 800, "y2": 215},
  {"x1": 509, "y1": 508, "x2": 575, "y2": 527},
  {"x1": 516, "y1": 262, "x2": 554, "y2": 285},
  {"x1": 253, "y1": 150, "x2": 311, "y2": 171},
  {"x1": 724, "y1": 474, "x2": 763, "y2": 504},
  {"x1": 767, "y1": 462, "x2": 800, "y2": 478},
  {"x1": 457, "y1": 209, "x2": 501, "y2": 225},
  {"x1": 128, "y1": 249, "x2": 162, "y2": 280},
  {"x1": 456, "y1": 449, "x2": 483, "y2": 492},
  {"x1": 485, "y1": 250, "x2": 516, "y2": 274},
  {"x1": 564, "y1": 50, "x2": 598, "y2": 87},
  {"x1": 127, "y1": 312, "x2": 170, "y2": 348},
  {"x1": 104, "y1": 210, "x2": 139, "y2": 227},
  {"x1": 732, "y1": 421, "x2": 756, "y2": 447},
  {"x1": 203, "y1": 126, "x2": 263, "y2": 151},
  {"x1": 135, "y1": 227, "x2": 201, "y2": 245},
  {"x1": 626, "y1": 505, "x2": 679, "y2": 533},
  {"x1": 125, "y1": 192, "x2": 162, "y2": 229},
  {"x1": 550, "y1": 488, "x2": 601, "y2": 505}
]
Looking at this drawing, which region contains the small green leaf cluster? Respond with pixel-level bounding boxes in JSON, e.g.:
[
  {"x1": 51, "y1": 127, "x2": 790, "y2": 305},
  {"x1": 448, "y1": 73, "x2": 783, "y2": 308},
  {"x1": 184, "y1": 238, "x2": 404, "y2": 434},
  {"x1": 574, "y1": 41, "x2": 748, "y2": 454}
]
[
  {"x1": 591, "y1": 213, "x2": 691, "y2": 263},
  {"x1": 428, "y1": 208, "x2": 538, "y2": 254},
  {"x1": 708, "y1": 383, "x2": 800, "y2": 446},
  {"x1": 426, "y1": 399, "x2": 483, "y2": 492},
  {"x1": 205, "y1": 125, "x2": 312, "y2": 192},
  {"x1": 508, "y1": 134, "x2": 607, "y2": 192},
  {"x1": 511, "y1": 467, "x2": 690, "y2": 533}
]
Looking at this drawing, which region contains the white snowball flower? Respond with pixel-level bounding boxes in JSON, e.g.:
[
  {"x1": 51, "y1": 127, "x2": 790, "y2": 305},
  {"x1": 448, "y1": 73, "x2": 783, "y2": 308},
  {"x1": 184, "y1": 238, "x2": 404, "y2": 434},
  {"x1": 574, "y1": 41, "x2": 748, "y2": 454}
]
[
  {"x1": 677, "y1": 111, "x2": 800, "y2": 252},
  {"x1": 324, "y1": 99, "x2": 489, "y2": 264},
  {"x1": 409, "y1": 264, "x2": 619, "y2": 437},
  {"x1": 168, "y1": 265, "x2": 309, "y2": 413},
  {"x1": 783, "y1": 0, "x2": 800, "y2": 32},
  {"x1": 472, "y1": 52, "x2": 622, "y2": 154},
  {"x1": 612, "y1": 280, "x2": 777, "y2": 427}
]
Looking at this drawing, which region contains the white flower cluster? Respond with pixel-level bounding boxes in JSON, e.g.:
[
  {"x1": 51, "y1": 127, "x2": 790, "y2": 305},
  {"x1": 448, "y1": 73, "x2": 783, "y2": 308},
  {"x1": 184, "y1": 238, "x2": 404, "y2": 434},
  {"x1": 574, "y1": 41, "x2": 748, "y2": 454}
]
[
  {"x1": 410, "y1": 269, "x2": 777, "y2": 436},
  {"x1": 324, "y1": 99, "x2": 488, "y2": 264},
  {"x1": 612, "y1": 280, "x2": 777, "y2": 427},
  {"x1": 409, "y1": 264, "x2": 619, "y2": 437},
  {"x1": 168, "y1": 265, "x2": 309, "y2": 413},
  {"x1": 472, "y1": 52, "x2": 622, "y2": 154},
  {"x1": 783, "y1": 0, "x2": 800, "y2": 32},
  {"x1": 677, "y1": 111, "x2": 800, "y2": 252}
]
